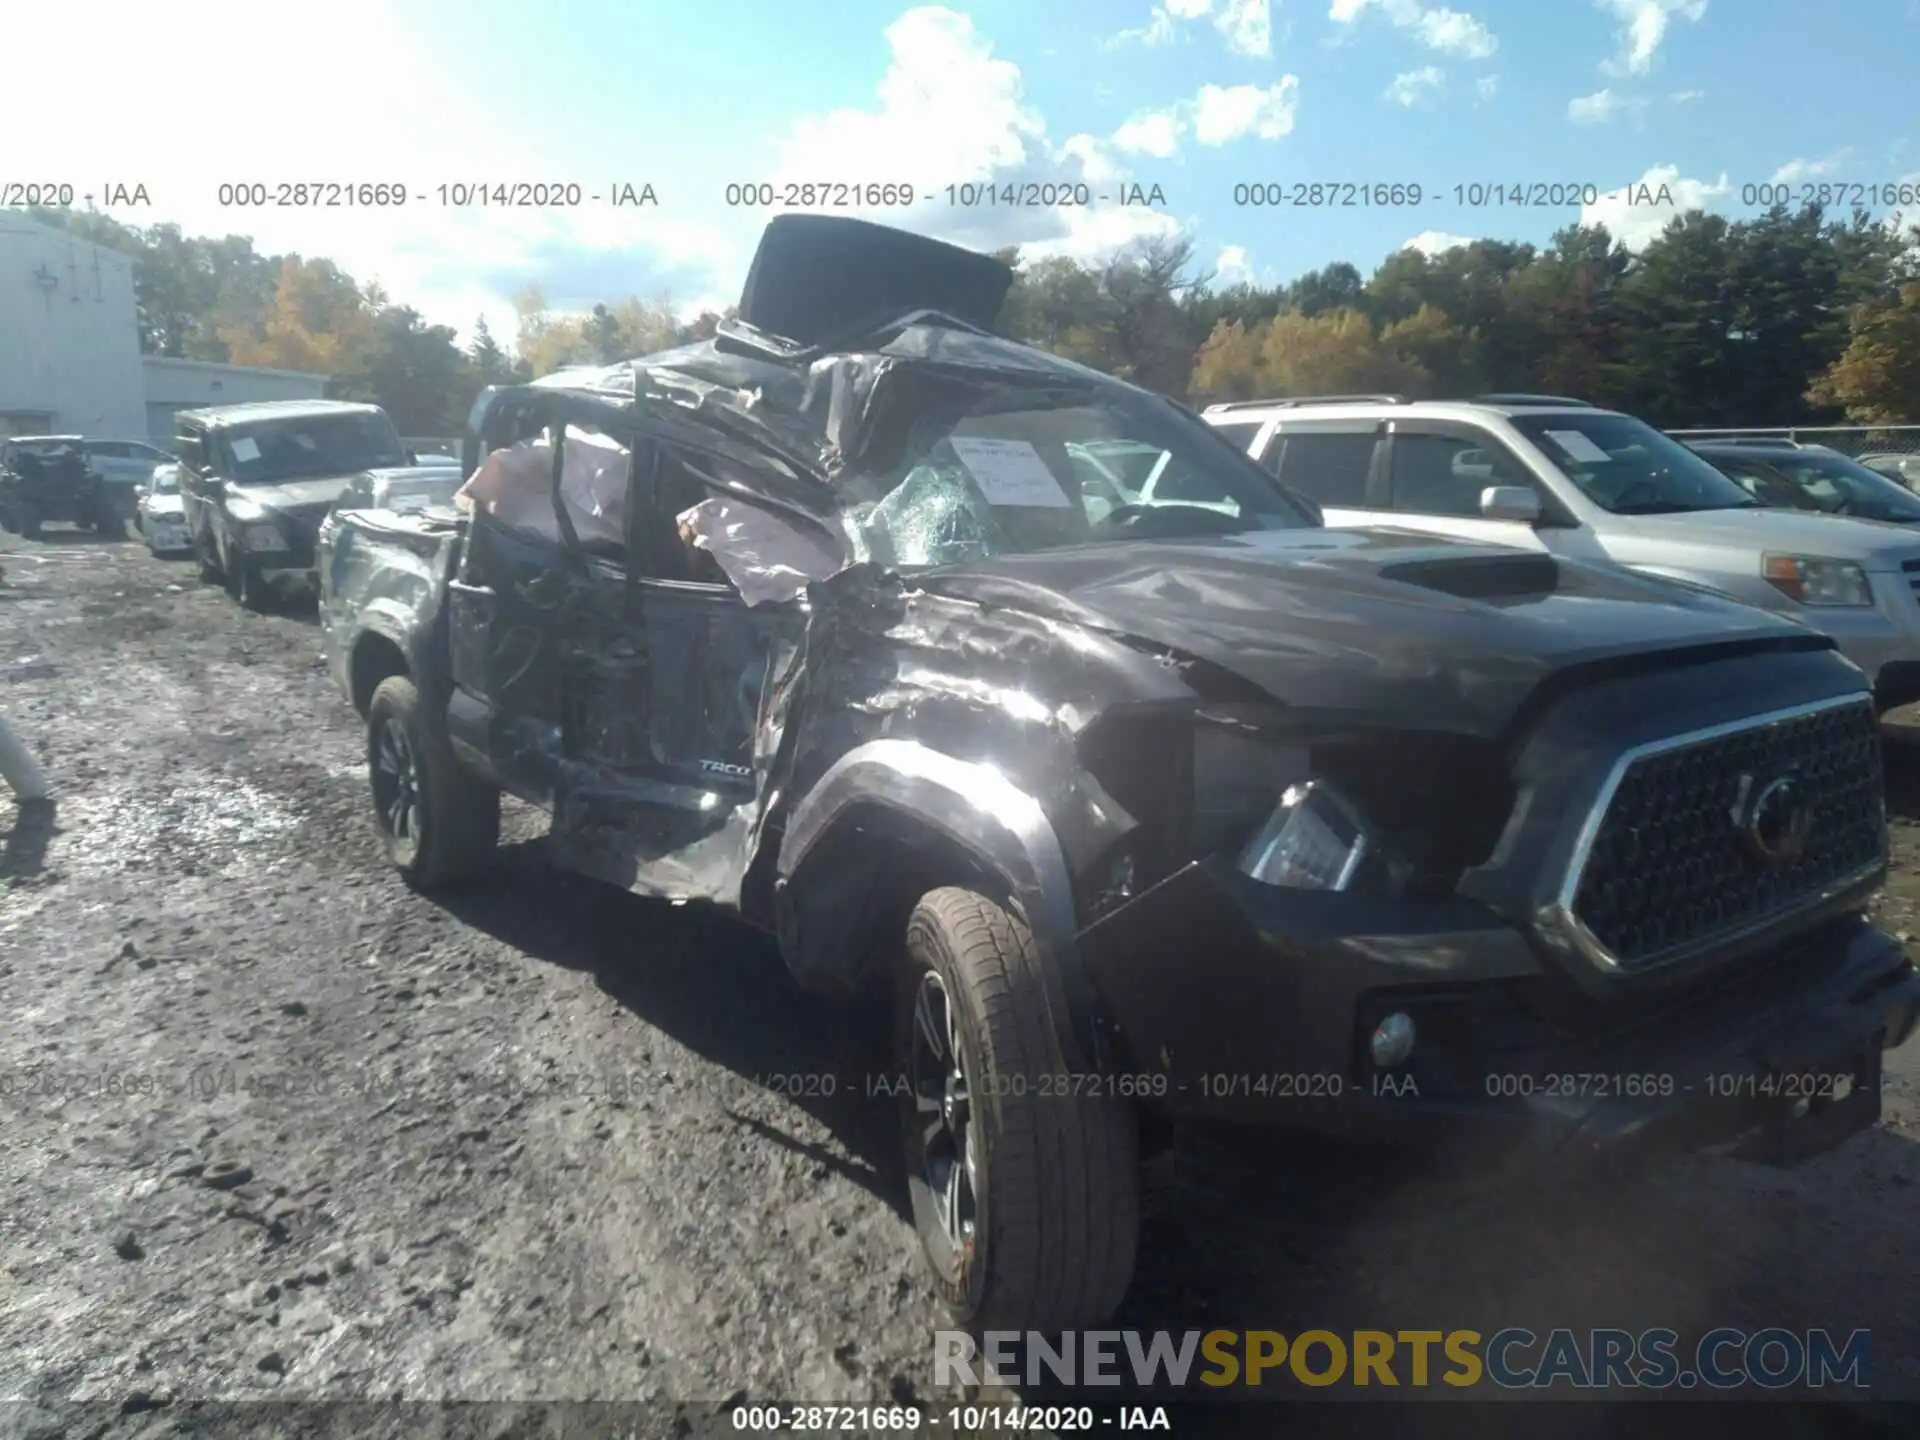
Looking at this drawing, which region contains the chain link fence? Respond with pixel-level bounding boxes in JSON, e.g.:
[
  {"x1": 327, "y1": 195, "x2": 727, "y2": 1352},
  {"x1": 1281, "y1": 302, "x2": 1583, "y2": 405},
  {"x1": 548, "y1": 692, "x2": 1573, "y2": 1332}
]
[{"x1": 1668, "y1": 424, "x2": 1920, "y2": 458}]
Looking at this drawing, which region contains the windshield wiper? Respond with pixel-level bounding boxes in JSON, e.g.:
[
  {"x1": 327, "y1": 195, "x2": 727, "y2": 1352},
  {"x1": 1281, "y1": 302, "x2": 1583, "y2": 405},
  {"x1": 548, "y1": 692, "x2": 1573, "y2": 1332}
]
[{"x1": 1612, "y1": 500, "x2": 1708, "y2": 515}]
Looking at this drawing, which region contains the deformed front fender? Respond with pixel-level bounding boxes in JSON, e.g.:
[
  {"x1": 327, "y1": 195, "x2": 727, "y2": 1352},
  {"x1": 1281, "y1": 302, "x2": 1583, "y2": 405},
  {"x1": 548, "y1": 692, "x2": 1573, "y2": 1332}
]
[{"x1": 773, "y1": 739, "x2": 1105, "y2": 1057}]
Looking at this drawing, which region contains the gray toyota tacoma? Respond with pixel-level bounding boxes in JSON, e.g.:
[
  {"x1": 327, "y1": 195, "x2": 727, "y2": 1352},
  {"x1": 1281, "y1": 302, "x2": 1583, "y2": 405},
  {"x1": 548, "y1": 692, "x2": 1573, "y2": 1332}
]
[{"x1": 318, "y1": 215, "x2": 1920, "y2": 1334}]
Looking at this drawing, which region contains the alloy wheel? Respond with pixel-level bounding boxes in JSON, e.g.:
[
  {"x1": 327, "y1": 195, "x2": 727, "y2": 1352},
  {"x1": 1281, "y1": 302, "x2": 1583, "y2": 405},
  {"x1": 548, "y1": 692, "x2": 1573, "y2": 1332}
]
[{"x1": 908, "y1": 970, "x2": 977, "y2": 1253}]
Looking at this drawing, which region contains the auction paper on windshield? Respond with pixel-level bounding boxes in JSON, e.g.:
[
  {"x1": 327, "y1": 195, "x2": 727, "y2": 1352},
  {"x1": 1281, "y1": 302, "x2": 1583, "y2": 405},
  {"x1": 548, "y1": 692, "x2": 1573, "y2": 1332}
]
[
  {"x1": 230, "y1": 437, "x2": 260, "y2": 463},
  {"x1": 948, "y1": 437, "x2": 1073, "y2": 508},
  {"x1": 1544, "y1": 430, "x2": 1612, "y2": 465}
]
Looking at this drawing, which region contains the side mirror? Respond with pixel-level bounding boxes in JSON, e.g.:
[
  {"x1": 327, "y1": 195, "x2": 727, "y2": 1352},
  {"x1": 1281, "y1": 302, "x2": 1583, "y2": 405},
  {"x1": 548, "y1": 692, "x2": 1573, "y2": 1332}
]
[{"x1": 1480, "y1": 485, "x2": 1541, "y2": 523}]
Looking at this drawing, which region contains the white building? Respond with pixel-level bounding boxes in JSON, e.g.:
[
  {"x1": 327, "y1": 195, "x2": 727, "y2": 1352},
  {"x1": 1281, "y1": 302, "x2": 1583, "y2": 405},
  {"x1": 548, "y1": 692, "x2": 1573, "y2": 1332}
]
[
  {"x1": 0, "y1": 215, "x2": 327, "y2": 447},
  {"x1": 141, "y1": 356, "x2": 327, "y2": 450}
]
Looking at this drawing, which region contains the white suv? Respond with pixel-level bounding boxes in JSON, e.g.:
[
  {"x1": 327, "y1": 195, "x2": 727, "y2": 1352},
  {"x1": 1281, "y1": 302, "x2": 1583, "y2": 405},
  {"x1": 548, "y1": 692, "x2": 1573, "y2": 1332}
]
[{"x1": 1204, "y1": 394, "x2": 1920, "y2": 712}]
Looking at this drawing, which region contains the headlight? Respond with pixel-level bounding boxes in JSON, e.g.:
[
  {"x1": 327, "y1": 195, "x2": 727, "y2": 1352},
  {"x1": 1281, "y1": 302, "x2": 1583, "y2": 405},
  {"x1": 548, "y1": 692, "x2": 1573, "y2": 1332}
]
[
  {"x1": 227, "y1": 496, "x2": 270, "y2": 523},
  {"x1": 245, "y1": 525, "x2": 288, "y2": 551},
  {"x1": 1762, "y1": 554, "x2": 1874, "y2": 607},
  {"x1": 1237, "y1": 781, "x2": 1371, "y2": 890}
]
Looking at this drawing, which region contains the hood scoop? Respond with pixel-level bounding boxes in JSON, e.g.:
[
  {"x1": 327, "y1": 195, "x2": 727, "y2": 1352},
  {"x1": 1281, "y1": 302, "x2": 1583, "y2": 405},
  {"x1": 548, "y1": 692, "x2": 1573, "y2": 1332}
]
[{"x1": 1378, "y1": 551, "x2": 1562, "y2": 600}]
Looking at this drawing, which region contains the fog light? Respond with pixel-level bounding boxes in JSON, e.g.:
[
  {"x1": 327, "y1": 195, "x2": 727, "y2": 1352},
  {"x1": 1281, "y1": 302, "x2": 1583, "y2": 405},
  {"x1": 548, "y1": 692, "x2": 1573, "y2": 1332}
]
[{"x1": 1370, "y1": 1012, "x2": 1416, "y2": 1068}]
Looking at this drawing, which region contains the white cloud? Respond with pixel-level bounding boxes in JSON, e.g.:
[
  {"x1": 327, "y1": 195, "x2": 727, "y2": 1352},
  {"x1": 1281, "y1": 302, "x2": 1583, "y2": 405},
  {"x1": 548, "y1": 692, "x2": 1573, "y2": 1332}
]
[
  {"x1": 1107, "y1": 77, "x2": 1300, "y2": 157},
  {"x1": 1580, "y1": 163, "x2": 1731, "y2": 250},
  {"x1": 1216, "y1": 0, "x2": 1274, "y2": 55},
  {"x1": 1671, "y1": 87, "x2": 1706, "y2": 102},
  {"x1": 1401, "y1": 230, "x2": 1475, "y2": 256},
  {"x1": 1328, "y1": 0, "x2": 1498, "y2": 59},
  {"x1": 1385, "y1": 67, "x2": 1445, "y2": 105},
  {"x1": 1568, "y1": 88, "x2": 1623, "y2": 124},
  {"x1": 1597, "y1": 0, "x2": 1708, "y2": 77},
  {"x1": 1769, "y1": 150, "x2": 1851, "y2": 184},
  {"x1": 772, "y1": 8, "x2": 1181, "y2": 265},
  {"x1": 1114, "y1": 110, "x2": 1185, "y2": 158},
  {"x1": 1214, "y1": 244, "x2": 1255, "y2": 286},
  {"x1": 1112, "y1": 0, "x2": 1270, "y2": 55},
  {"x1": 1475, "y1": 74, "x2": 1499, "y2": 99},
  {"x1": 1194, "y1": 79, "x2": 1303, "y2": 143},
  {"x1": 0, "y1": 0, "x2": 746, "y2": 350}
]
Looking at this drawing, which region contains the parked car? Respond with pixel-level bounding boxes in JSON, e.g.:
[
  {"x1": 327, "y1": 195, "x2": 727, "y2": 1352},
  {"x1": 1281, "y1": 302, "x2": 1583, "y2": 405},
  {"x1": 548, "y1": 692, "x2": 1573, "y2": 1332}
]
[
  {"x1": 1858, "y1": 452, "x2": 1920, "y2": 490},
  {"x1": 0, "y1": 436, "x2": 134, "y2": 539},
  {"x1": 174, "y1": 400, "x2": 410, "y2": 611},
  {"x1": 84, "y1": 438, "x2": 176, "y2": 486},
  {"x1": 320, "y1": 216, "x2": 1918, "y2": 1334},
  {"x1": 1687, "y1": 441, "x2": 1920, "y2": 526},
  {"x1": 135, "y1": 462, "x2": 192, "y2": 555},
  {"x1": 1203, "y1": 396, "x2": 1920, "y2": 713},
  {"x1": 334, "y1": 465, "x2": 465, "y2": 516}
]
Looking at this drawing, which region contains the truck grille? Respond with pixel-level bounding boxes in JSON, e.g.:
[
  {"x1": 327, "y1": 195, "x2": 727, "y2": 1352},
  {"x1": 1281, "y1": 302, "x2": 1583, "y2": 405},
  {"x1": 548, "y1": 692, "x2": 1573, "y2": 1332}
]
[{"x1": 1563, "y1": 696, "x2": 1883, "y2": 971}]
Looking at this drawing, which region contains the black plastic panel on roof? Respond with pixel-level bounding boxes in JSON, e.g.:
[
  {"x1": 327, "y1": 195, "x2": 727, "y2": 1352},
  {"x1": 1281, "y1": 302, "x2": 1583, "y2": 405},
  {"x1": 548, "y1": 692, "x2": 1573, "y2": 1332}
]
[{"x1": 736, "y1": 214, "x2": 1015, "y2": 348}]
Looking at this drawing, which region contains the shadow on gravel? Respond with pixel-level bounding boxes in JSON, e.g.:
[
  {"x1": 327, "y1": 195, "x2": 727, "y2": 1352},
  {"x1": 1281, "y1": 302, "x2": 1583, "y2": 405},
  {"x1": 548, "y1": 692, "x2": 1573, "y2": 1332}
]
[
  {"x1": 0, "y1": 797, "x2": 55, "y2": 878},
  {"x1": 1881, "y1": 726, "x2": 1920, "y2": 820},
  {"x1": 9, "y1": 530, "x2": 132, "y2": 548},
  {"x1": 437, "y1": 843, "x2": 909, "y2": 1217}
]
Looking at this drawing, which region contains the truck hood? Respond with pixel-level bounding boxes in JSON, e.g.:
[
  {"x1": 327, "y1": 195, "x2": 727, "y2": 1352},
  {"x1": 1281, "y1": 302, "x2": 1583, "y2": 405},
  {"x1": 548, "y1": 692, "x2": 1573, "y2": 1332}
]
[
  {"x1": 228, "y1": 475, "x2": 360, "y2": 513},
  {"x1": 1610, "y1": 506, "x2": 1920, "y2": 570},
  {"x1": 914, "y1": 528, "x2": 1827, "y2": 737}
]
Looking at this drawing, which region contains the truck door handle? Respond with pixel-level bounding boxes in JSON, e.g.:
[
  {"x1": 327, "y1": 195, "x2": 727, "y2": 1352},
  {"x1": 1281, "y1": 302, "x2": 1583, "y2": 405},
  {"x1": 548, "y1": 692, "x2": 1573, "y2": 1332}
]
[{"x1": 448, "y1": 580, "x2": 495, "y2": 597}]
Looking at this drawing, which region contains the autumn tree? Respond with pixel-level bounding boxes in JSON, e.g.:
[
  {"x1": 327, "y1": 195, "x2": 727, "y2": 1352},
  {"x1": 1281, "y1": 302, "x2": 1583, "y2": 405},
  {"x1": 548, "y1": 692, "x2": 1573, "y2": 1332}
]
[
  {"x1": 1808, "y1": 281, "x2": 1920, "y2": 422},
  {"x1": 217, "y1": 256, "x2": 376, "y2": 376}
]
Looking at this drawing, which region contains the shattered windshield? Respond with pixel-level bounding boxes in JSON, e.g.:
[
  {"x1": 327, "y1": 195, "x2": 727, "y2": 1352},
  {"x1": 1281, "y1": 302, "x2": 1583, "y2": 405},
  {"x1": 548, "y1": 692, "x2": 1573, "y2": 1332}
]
[
  {"x1": 1512, "y1": 413, "x2": 1758, "y2": 515},
  {"x1": 218, "y1": 413, "x2": 407, "y2": 484},
  {"x1": 839, "y1": 394, "x2": 1313, "y2": 569}
]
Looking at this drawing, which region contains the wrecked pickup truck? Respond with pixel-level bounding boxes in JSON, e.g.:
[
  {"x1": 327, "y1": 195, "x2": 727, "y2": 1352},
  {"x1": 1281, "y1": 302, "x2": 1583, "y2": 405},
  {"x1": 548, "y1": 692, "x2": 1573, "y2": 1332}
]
[{"x1": 318, "y1": 215, "x2": 1920, "y2": 1333}]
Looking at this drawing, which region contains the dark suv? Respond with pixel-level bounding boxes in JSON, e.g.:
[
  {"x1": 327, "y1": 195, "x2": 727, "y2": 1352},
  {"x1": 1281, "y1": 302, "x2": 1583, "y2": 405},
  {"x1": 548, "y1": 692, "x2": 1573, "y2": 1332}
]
[
  {"x1": 317, "y1": 216, "x2": 1920, "y2": 1334},
  {"x1": 0, "y1": 436, "x2": 133, "y2": 539},
  {"x1": 175, "y1": 400, "x2": 409, "y2": 610}
]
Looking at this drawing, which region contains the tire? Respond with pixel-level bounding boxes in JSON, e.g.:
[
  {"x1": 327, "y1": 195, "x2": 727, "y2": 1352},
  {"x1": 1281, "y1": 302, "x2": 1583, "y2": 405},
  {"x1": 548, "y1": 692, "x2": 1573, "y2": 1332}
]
[
  {"x1": 196, "y1": 525, "x2": 224, "y2": 584},
  {"x1": 18, "y1": 503, "x2": 41, "y2": 541},
  {"x1": 366, "y1": 674, "x2": 500, "y2": 887},
  {"x1": 95, "y1": 507, "x2": 127, "y2": 540},
  {"x1": 0, "y1": 506, "x2": 16, "y2": 535},
  {"x1": 233, "y1": 554, "x2": 270, "y2": 612},
  {"x1": 896, "y1": 886, "x2": 1140, "y2": 1333}
]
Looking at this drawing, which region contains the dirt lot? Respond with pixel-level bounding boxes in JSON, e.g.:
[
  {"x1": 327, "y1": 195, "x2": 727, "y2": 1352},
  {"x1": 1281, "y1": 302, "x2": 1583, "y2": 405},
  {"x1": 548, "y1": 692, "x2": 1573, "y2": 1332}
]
[{"x1": 1, "y1": 529, "x2": 1916, "y2": 1435}]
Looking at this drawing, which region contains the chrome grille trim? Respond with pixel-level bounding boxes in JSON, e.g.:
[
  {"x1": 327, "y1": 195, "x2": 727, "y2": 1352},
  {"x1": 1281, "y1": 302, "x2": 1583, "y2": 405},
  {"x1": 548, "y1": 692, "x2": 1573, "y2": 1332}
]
[{"x1": 1550, "y1": 693, "x2": 1885, "y2": 975}]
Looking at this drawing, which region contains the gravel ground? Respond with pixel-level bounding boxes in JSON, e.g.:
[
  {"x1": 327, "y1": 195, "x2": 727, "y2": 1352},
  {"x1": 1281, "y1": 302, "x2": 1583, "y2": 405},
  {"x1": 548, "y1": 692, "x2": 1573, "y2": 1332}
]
[{"x1": 1, "y1": 529, "x2": 1915, "y2": 1437}]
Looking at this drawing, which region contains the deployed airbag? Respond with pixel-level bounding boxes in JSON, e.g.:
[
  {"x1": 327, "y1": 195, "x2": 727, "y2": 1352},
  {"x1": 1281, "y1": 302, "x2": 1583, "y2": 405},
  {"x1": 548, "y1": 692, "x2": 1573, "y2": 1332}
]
[{"x1": 456, "y1": 426, "x2": 628, "y2": 550}]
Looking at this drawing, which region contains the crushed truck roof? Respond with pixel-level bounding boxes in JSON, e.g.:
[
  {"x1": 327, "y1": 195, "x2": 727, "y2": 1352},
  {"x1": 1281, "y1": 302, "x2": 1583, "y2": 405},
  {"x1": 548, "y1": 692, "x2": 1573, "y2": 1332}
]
[{"x1": 461, "y1": 215, "x2": 1211, "y2": 523}]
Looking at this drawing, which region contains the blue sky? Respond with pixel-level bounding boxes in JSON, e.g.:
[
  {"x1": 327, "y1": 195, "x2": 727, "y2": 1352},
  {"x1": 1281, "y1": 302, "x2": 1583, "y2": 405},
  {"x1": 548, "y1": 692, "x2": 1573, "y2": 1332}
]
[{"x1": 15, "y1": 0, "x2": 1920, "y2": 346}]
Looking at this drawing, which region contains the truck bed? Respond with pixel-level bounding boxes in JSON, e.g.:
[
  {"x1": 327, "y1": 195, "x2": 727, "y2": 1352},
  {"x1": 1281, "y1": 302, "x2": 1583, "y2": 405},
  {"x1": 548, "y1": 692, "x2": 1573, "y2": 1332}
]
[{"x1": 318, "y1": 505, "x2": 464, "y2": 711}]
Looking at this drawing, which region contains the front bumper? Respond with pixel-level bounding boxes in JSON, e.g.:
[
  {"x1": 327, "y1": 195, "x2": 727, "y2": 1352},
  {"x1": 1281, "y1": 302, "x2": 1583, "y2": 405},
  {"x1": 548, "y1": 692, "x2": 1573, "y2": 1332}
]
[
  {"x1": 144, "y1": 517, "x2": 191, "y2": 552},
  {"x1": 1076, "y1": 859, "x2": 1920, "y2": 1168},
  {"x1": 1802, "y1": 596, "x2": 1920, "y2": 709}
]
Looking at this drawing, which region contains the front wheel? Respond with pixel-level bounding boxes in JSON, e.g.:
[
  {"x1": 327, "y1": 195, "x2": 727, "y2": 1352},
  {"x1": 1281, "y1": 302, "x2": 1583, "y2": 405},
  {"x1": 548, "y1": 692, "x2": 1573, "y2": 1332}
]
[
  {"x1": 196, "y1": 525, "x2": 224, "y2": 583},
  {"x1": 233, "y1": 553, "x2": 270, "y2": 612},
  {"x1": 366, "y1": 674, "x2": 500, "y2": 887},
  {"x1": 94, "y1": 506, "x2": 127, "y2": 540},
  {"x1": 896, "y1": 887, "x2": 1140, "y2": 1333},
  {"x1": 17, "y1": 503, "x2": 42, "y2": 541}
]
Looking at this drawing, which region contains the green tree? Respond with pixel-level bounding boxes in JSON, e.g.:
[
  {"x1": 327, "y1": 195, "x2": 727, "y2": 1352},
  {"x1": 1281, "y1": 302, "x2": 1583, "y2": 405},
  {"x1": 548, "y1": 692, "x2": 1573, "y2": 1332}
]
[{"x1": 466, "y1": 316, "x2": 517, "y2": 387}]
